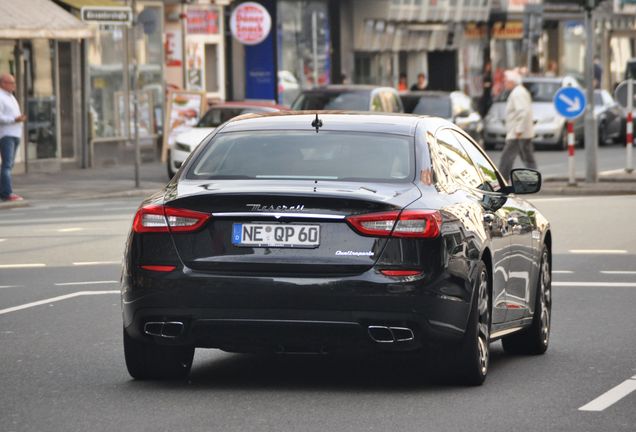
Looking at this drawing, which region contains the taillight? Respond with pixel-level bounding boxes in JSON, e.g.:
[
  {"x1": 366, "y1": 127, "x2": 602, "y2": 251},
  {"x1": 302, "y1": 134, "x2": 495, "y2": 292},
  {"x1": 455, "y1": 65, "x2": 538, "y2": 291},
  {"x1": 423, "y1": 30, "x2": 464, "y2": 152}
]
[
  {"x1": 132, "y1": 204, "x2": 210, "y2": 233},
  {"x1": 346, "y1": 210, "x2": 441, "y2": 238}
]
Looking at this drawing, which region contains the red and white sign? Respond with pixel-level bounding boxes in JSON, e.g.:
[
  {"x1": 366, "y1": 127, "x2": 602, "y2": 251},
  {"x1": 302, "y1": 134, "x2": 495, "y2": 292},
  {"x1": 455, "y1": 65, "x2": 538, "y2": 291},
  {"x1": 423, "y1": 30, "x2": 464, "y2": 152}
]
[{"x1": 230, "y1": 2, "x2": 271, "y2": 46}]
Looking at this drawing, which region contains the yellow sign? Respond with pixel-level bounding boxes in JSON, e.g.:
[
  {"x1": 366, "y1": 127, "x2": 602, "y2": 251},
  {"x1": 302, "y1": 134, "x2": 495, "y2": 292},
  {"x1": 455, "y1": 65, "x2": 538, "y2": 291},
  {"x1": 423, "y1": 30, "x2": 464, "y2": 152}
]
[{"x1": 492, "y1": 21, "x2": 523, "y2": 40}]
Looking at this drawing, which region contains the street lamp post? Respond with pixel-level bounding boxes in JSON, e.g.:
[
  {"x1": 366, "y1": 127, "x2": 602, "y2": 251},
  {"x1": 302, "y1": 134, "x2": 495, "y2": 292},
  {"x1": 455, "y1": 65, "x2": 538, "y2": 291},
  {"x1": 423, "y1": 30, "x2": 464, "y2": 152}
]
[{"x1": 583, "y1": 0, "x2": 598, "y2": 183}]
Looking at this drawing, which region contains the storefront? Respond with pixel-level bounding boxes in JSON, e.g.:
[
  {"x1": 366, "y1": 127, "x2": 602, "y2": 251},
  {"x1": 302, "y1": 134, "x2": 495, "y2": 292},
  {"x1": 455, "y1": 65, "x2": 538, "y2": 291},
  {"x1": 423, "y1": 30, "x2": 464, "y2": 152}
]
[
  {"x1": 55, "y1": 0, "x2": 164, "y2": 166},
  {"x1": 0, "y1": 0, "x2": 91, "y2": 174},
  {"x1": 164, "y1": 1, "x2": 227, "y2": 101},
  {"x1": 226, "y1": 0, "x2": 335, "y2": 106}
]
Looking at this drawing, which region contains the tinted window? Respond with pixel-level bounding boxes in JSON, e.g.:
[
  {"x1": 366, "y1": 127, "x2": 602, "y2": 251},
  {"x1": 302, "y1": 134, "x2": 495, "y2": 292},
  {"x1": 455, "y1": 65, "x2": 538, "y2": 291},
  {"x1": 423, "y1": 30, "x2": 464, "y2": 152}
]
[
  {"x1": 291, "y1": 92, "x2": 370, "y2": 110},
  {"x1": 452, "y1": 131, "x2": 502, "y2": 192},
  {"x1": 197, "y1": 108, "x2": 244, "y2": 127},
  {"x1": 412, "y1": 97, "x2": 452, "y2": 118},
  {"x1": 523, "y1": 81, "x2": 561, "y2": 102},
  {"x1": 188, "y1": 131, "x2": 413, "y2": 182},
  {"x1": 434, "y1": 129, "x2": 482, "y2": 189}
]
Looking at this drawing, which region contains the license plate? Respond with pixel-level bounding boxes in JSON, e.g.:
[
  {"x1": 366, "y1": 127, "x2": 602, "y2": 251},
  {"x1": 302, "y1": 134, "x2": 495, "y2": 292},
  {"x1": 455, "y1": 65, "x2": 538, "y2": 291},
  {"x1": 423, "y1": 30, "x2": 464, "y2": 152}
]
[{"x1": 232, "y1": 223, "x2": 320, "y2": 248}]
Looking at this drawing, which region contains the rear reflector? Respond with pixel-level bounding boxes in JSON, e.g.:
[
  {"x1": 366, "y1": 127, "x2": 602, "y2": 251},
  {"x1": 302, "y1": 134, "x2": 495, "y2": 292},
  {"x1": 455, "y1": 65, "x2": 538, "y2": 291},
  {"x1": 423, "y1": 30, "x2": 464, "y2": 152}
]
[
  {"x1": 140, "y1": 265, "x2": 177, "y2": 272},
  {"x1": 346, "y1": 210, "x2": 441, "y2": 238},
  {"x1": 380, "y1": 270, "x2": 422, "y2": 277},
  {"x1": 133, "y1": 204, "x2": 210, "y2": 233}
]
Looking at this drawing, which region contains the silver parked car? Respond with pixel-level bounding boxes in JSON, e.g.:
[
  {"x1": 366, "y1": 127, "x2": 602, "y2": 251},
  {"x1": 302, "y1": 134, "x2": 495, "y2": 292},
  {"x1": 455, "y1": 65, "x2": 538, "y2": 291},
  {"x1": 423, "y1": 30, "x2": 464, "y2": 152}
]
[{"x1": 484, "y1": 76, "x2": 584, "y2": 150}]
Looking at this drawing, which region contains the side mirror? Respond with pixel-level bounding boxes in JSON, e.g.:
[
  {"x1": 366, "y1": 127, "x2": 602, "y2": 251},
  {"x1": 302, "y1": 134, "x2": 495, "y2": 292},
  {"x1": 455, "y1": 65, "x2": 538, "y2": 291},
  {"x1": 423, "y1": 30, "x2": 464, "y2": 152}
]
[{"x1": 510, "y1": 169, "x2": 541, "y2": 194}]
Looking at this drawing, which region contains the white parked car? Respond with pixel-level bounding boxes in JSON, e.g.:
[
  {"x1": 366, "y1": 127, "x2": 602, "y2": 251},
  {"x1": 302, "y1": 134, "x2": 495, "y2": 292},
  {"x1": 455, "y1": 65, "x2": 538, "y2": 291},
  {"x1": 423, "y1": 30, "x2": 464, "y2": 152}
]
[{"x1": 168, "y1": 102, "x2": 284, "y2": 178}]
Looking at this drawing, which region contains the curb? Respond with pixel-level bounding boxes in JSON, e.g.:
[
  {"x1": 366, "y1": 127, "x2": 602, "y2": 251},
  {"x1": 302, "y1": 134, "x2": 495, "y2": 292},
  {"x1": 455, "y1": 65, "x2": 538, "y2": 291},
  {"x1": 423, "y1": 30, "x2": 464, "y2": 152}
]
[{"x1": 0, "y1": 200, "x2": 30, "y2": 210}]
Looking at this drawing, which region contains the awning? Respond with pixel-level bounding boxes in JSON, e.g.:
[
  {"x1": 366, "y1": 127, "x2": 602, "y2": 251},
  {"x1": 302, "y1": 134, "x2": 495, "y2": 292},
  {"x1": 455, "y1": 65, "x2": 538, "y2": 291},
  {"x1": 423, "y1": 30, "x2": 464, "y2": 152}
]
[
  {"x1": 55, "y1": 0, "x2": 122, "y2": 9},
  {"x1": 0, "y1": 0, "x2": 93, "y2": 40}
]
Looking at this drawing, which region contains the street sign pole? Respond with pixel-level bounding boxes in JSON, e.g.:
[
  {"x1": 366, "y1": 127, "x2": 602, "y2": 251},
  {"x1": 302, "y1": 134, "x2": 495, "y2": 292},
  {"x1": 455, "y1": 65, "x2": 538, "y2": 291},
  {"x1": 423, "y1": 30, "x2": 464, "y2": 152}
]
[
  {"x1": 567, "y1": 121, "x2": 576, "y2": 185},
  {"x1": 628, "y1": 79, "x2": 634, "y2": 173},
  {"x1": 584, "y1": 4, "x2": 598, "y2": 183},
  {"x1": 130, "y1": 0, "x2": 140, "y2": 189},
  {"x1": 554, "y1": 86, "x2": 586, "y2": 186}
]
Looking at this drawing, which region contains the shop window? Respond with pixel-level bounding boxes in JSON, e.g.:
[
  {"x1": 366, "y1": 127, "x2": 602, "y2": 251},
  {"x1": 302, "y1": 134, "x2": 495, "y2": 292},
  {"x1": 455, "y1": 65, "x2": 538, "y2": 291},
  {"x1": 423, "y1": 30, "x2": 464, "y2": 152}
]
[
  {"x1": 205, "y1": 44, "x2": 219, "y2": 93},
  {"x1": 278, "y1": 1, "x2": 331, "y2": 105},
  {"x1": 26, "y1": 40, "x2": 57, "y2": 160}
]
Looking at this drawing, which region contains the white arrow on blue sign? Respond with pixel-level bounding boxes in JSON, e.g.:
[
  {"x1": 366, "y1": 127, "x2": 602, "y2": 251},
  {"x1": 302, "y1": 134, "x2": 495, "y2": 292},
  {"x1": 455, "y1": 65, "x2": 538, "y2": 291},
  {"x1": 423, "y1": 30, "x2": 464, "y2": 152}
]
[{"x1": 553, "y1": 86, "x2": 586, "y2": 120}]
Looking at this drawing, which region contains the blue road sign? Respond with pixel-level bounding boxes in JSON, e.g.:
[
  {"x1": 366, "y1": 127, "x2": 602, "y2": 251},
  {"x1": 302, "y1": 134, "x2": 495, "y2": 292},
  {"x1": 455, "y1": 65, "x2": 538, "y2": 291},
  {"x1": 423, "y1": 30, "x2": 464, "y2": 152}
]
[{"x1": 553, "y1": 86, "x2": 586, "y2": 120}]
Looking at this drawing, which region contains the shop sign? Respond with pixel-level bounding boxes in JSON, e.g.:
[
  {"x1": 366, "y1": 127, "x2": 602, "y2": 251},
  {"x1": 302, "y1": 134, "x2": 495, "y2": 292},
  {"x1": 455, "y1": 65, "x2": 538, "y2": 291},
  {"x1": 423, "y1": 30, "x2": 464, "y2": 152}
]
[
  {"x1": 81, "y1": 6, "x2": 132, "y2": 26},
  {"x1": 506, "y1": 0, "x2": 533, "y2": 13},
  {"x1": 464, "y1": 24, "x2": 487, "y2": 40},
  {"x1": 230, "y1": 2, "x2": 272, "y2": 46},
  {"x1": 186, "y1": 6, "x2": 220, "y2": 35},
  {"x1": 492, "y1": 21, "x2": 523, "y2": 40},
  {"x1": 165, "y1": 30, "x2": 182, "y2": 67}
]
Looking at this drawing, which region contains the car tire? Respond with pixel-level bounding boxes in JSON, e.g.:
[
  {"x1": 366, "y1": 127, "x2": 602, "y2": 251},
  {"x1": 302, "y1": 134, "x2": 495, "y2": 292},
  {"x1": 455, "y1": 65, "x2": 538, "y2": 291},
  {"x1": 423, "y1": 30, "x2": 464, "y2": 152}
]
[
  {"x1": 502, "y1": 245, "x2": 551, "y2": 355},
  {"x1": 123, "y1": 328, "x2": 195, "y2": 380},
  {"x1": 454, "y1": 261, "x2": 491, "y2": 386},
  {"x1": 598, "y1": 122, "x2": 608, "y2": 147}
]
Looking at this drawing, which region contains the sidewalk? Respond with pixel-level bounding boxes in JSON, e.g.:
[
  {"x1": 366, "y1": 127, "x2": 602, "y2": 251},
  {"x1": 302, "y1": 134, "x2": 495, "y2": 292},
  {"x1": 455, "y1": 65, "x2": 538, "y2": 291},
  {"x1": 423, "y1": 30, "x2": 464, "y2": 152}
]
[
  {"x1": 1, "y1": 161, "x2": 167, "y2": 210},
  {"x1": 1, "y1": 161, "x2": 636, "y2": 210}
]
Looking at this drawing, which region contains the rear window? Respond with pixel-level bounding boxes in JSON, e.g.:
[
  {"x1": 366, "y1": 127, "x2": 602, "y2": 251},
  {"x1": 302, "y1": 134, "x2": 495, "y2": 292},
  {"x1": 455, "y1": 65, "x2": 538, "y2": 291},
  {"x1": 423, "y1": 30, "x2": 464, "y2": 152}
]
[
  {"x1": 188, "y1": 131, "x2": 414, "y2": 182},
  {"x1": 412, "y1": 97, "x2": 452, "y2": 118},
  {"x1": 291, "y1": 92, "x2": 370, "y2": 111}
]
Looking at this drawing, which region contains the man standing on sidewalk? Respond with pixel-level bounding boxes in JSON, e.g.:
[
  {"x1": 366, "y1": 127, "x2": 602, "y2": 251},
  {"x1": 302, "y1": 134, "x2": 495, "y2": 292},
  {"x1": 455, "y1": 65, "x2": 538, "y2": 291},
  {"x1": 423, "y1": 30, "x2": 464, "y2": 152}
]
[
  {"x1": 498, "y1": 69, "x2": 536, "y2": 180},
  {"x1": 0, "y1": 73, "x2": 26, "y2": 202}
]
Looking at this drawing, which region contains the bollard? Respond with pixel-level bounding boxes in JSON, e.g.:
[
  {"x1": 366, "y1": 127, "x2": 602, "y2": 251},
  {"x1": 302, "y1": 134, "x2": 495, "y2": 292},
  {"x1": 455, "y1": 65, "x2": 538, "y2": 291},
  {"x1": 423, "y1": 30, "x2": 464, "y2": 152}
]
[
  {"x1": 627, "y1": 111, "x2": 633, "y2": 174},
  {"x1": 567, "y1": 121, "x2": 576, "y2": 186}
]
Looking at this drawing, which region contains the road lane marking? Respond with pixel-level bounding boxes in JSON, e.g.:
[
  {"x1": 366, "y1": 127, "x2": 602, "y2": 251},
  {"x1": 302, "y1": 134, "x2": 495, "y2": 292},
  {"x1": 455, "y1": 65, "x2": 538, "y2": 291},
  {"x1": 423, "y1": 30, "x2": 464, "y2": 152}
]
[
  {"x1": 54, "y1": 280, "x2": 118, "y2": 286},
  {"x1": 0, "y1": 238, "x2": 6, "y2": 242},
  {"x1": 0, "y1": 285, "x2": 22, "y2": 289},
  {"x1": 553, "y1": 270, "x2": 574, "y2": 274},
  {"x1": 72, "y1": 261, "x2": 120, "y2": 266},
  {"x1": 0, "y1": 264, "x2": 46, "y2": 269},
  {"x1": 579, "y1": 376, "x2": 636, "y2": 412},
  {"x1": 600, "y1": 271, "x2": 636, "y2": 275},
  {"x1": 569, "y1": 250, "x2": 628, "y2": 254},
  {"x1": 0, "y1": 291, "x2": 119, "y2": 316},
  {"x1": 553, "y1": 282, "x2": 636, "y2": 287},
  {"x1": 57, "y1": 227, "x2": 84, "y2": 233}
]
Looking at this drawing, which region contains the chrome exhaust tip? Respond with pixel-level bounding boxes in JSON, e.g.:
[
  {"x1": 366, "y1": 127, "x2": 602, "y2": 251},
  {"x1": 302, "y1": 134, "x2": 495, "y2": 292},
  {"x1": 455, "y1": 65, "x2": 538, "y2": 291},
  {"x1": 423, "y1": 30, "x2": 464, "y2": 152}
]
[
  {"x1": 368, "y1": 326, "x2": 414, "y2": 343},
  {"x1": 144, "y1": 321, "x2": 184, "y2": 338}
]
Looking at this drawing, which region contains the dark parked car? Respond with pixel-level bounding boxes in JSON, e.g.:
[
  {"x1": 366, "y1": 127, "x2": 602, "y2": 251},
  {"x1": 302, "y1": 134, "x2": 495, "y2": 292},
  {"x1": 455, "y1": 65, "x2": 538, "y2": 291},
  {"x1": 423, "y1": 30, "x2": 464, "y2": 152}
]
[
  {"x1": 122, "y1": 112, "x2": 552, "y2": 386},
  {"x1": 400, "y1": 91, "x2": 484, "y2": 146},
  {"x1": 291, "y1": 85, "x2": 404, "y2": 112}
]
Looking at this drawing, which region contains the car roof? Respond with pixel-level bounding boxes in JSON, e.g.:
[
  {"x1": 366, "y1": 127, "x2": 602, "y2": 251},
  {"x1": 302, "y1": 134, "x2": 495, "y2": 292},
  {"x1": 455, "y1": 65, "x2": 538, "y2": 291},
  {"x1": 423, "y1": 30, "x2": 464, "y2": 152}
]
[
  {"x1": 209, "y1": 101, "x2": 287, "y2": 110},
  {"x1": 299, "y1": 85, "x2": 397, "y2": 94},
  {"x1": 219, "y1": 111, "x2": 448, "y2": 136}
]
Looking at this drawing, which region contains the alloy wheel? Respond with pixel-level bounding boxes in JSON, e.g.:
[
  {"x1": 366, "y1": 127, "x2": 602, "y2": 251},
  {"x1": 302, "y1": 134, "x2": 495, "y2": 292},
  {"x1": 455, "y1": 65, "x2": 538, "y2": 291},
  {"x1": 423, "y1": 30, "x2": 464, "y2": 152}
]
[
  {"x1": 477, "y1": 269, "x2": 490, "y2": 376},
  {"x1": 539, "y1": 249, "x2": 552, "y2": 347}
]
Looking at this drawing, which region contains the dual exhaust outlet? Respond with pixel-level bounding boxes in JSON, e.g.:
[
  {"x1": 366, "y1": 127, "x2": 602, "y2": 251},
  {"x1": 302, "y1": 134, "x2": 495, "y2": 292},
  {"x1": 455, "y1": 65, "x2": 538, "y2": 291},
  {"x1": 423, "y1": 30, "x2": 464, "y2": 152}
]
[
  {"x1": 144, "y1": 321, "x2": 414, "y2": 344},
  {"x1": 144, "y1": 321, "x2": 184, "y2": 338},
  {"x1": 368, "y1": 325, "x2": 414, "y2": 343}
]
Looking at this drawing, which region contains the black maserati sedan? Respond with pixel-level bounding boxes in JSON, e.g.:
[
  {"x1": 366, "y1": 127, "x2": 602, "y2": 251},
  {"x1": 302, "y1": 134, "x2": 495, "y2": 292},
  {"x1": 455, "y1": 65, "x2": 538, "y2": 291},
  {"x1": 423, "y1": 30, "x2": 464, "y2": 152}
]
[{"x1": 121, "y1": 112, "x2": 552, "y2": 386}]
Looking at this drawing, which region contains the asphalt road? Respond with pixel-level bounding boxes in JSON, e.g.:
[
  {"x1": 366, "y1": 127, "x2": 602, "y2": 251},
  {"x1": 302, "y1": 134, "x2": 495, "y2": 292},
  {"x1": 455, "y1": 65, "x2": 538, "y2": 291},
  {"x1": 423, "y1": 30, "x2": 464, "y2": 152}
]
[
  {"x1": 486, "y1": 144, "x2": 632, "y2": 178},
  {"x1": 1, "y1": 195, "x2": 635, "y2": 432}
]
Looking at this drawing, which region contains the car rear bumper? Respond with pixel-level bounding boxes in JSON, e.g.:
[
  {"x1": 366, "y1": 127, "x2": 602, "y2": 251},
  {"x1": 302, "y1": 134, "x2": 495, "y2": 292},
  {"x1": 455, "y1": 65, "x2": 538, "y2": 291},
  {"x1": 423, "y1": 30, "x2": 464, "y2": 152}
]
[{"x1": 122, "y1": 268, "x2": 472, "y2": 353}]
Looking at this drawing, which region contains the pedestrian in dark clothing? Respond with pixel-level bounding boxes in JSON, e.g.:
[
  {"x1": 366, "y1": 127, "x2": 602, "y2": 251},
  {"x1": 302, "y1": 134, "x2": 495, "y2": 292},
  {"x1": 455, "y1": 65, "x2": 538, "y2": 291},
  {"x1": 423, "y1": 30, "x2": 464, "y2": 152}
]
[
  {"x1": 410, "y1": 73, "x2": 427, "y2": 91},
  {"x1": 480, "y1": 61, "x2": 493, "y2": 116},
  {"x1": 593, "y1": 57, "x2": 603, "y2": 89}
]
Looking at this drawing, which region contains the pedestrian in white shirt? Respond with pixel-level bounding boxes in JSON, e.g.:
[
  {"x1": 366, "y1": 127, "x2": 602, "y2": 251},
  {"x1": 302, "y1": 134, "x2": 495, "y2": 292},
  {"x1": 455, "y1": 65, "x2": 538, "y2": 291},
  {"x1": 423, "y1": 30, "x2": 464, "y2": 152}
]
[
  {"x1": 0, "y1": 73, "x2": 26, "y2": 201},
  {"x1": 498, "y1": 69, "x2": 537, "y2": 181}
]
